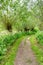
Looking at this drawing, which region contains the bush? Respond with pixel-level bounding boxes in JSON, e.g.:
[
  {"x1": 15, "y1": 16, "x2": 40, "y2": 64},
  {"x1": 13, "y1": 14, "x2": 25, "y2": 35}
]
[
  {"x1": 34, "y1": 27, "x2": 39, "y2": 32},
  {"x1": 0, "y1": 37, "x2": 7, "y2": 56},
  {"x1": 3, "y1": 34, "x2": 15, "y2": 46},
  {"x1": 0, "y1": 34, "x2": 15, "y2": 56},
  {"x1": 0, "y1": 32, "x2": 24, "y2": 56},
  {"x1": 36, "y1": 31, "x2": 43, "y2": 45},
  {"x1": 25, "y1": 31, "x2": 35, "y2": 35}
]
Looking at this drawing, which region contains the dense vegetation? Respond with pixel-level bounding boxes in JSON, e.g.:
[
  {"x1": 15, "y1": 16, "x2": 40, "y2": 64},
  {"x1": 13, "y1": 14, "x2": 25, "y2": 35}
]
[
  {"x1": 36, "y1": 31, "x2": 43, "y2": 45},
  {"x1": 0, "y1": 0, "x2": 43, "y2": 65}
]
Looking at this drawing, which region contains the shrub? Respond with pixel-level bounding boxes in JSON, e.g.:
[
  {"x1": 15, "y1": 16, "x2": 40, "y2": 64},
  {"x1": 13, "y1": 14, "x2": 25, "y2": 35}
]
[
  {"x1": 34, "y1": 27, "x2": 39, "y2": 32},
  {"x1": 0, "y1": 38, "x2": 7, "y2": 55},
  {"x1": 36, "y1": 31, "x2": 43, "y2": 45},
  {"x1": 3, "y1": 34, "x2": 15, "y2": 46},
  {"x1": 0, "y1": 34, "x2": 15, "y2": 56},
  {"x1": 0, "y1": 32, "x2": 24, "y2": 56}
]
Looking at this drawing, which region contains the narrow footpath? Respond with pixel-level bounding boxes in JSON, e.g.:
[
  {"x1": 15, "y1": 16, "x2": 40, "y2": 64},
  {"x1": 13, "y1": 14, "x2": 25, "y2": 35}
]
[{"x1": 14, "y1": 38, "x2": 38, "y2": 65}]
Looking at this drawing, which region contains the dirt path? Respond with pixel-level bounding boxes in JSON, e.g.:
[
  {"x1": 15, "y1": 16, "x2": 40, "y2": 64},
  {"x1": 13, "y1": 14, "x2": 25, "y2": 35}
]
[{"x1": 14, "y1": 38, "x2": 38, "y2": 65}]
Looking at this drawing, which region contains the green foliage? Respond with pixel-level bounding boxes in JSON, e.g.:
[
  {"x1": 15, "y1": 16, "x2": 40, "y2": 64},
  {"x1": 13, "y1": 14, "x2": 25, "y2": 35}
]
[
  {"x1": 34, "y1": 27, "x2": 39, "y2": 32},
  {"x1": 0, "y1": 33, "x2": 19, "y2": 56},
  {"x1": 36, "y1": 31, "x2": 43, "y2": 45},
  {"x1": 0, "y1": 36, "x2": 7, "y2": 56},
  {"x1": 30, "y1": 35, "x2": 43, "y2": 65}
]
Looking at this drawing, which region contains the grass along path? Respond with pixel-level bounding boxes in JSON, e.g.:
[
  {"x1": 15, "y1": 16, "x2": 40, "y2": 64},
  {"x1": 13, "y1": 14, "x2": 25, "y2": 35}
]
[
  {"x1": 1, "y1": 36, "x2": 25, "y2": 65},
  {"x1": 30, "y1": 35, "x2": 43, "y2": 65},
  {"x1": 14, "y1": 37, "x2": 38, "y2": 65}
]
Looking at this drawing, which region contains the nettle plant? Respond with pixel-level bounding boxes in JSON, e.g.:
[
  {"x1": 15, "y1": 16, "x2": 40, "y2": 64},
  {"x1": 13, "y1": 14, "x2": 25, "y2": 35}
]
[
  {"x1": 0, "y1": 37, "x2": 7, "y2": 55},
  {"x1": 36, "y1": 31, "x2": 43, "y2": 45}
]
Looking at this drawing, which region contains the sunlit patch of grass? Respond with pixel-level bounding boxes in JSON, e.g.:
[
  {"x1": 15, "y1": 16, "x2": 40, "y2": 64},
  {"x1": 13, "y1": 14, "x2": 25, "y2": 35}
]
[{"x1": 30, "y1": 35, "x2": 43, "y2": 65}]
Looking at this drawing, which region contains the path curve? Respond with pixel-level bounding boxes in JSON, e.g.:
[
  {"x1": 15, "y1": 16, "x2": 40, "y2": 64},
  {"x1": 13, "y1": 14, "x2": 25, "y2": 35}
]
[{"x1": 14, "y1": 38, "x2": 38, "y2": 65}]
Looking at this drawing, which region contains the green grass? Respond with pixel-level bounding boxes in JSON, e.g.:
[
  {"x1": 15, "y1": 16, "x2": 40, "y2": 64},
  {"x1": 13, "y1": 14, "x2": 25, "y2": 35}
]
[
  {"x1": 0, "y1": 36, "x2": 24, "y2": 65},
  {"x1": 30, "y1": 35, "x2": 43, "y2": 65}
]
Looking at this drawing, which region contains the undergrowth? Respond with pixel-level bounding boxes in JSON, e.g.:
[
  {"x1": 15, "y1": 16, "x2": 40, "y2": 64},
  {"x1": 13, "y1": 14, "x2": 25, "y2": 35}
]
[{"x1": 30, "y1": 35, "x2": 43, "y2": 65}]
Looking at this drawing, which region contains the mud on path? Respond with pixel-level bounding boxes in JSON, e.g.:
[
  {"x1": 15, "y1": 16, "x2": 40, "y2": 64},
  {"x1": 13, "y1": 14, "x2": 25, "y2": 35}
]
[{"x1": 14, "y1": 38, "x2": 38, "y2": 65}]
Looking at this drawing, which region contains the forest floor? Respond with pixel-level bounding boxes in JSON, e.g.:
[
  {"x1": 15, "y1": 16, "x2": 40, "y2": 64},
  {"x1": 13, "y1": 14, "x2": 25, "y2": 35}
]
[{"x1": 14, "y1": 37, "x2": 38, "y2": 65}]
